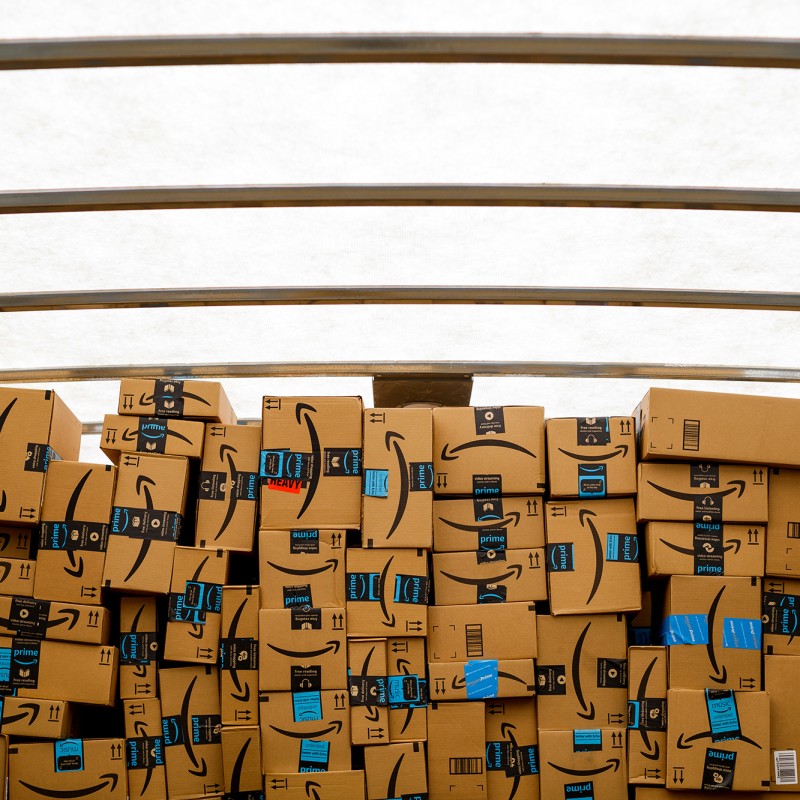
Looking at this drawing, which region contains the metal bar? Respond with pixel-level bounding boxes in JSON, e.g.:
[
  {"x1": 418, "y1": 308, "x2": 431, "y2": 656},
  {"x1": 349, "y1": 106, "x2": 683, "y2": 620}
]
[
  {"x1": 2, "y1": 184, "x2": 800, "y2": 215},
  {"x1": 2, "y1": 33, "x2": 800, "y2": 71},
  {"x1": 1, "y1": 362, "x2": 799, "y2": 383},
  {"x1": 3, "y1": 285, "x2": 800, "y2": 313}
]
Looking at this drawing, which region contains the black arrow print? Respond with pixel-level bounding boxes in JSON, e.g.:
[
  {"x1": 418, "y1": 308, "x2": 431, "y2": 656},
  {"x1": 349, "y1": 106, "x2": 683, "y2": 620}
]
[
  {"x1": 557, "y1": 444, "x2": 628, "y2": 462},
  {"x1": 441, "y1": 439, "x2": 537, "y2": 461}
]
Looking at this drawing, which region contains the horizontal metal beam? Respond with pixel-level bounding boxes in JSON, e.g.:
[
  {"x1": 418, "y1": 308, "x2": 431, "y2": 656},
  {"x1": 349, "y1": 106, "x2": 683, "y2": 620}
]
[
  {"x1": 2, "y1": 184, "x2": 800, "y2": 215},
  {"x1": 2, "y1": 34, "x2": 800, "y2": 71},
  {"x1": 2, "y1": 362, "x2": 800, "y2": 384},
  {"x1": 3, "y1": 285, "x2": 800, "y2": 312}
]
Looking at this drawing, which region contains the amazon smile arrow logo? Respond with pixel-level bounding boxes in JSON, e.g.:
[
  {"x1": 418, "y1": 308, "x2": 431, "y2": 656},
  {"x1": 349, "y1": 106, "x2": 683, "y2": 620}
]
[
  {"x1": 547, "y1": 759, "x2": 620, "y2": 777},
  {"x1": 440, "y1": 564, "x2": 522, "y2": 586},
  {"x1": 579, "y1": 509, "x2": 604, "y2": 606},
  {"x1": 18, "y1": 774, "x2": 119, "y2": 798},
  {"x1": 441, "y1": 440, "x2": 537, "y2": 461},
  {"x1": 265, "y1": 559, "x2": 338, "y2": 576},
  {"x1": 270, "y1": 720, "x2": 343, "y2": 739},
  {"x1": 572, "y1": 621, "x2": 595, "y2": 720},
  {"x1": 647, "y1": 480, "x2": 746, "y2": 504},
  {"x1": 558, "y1": 444, "x2": 628, "y2": 462},
  {"x1": 384, "y1": 431, "x2": 408, "y2": 541},
  {"x1": 438, "y1": 511, "x2": 521, "y2": 533},
  {"x1": 214, "y1": 444, "x2": 240, "y2": 540},
  {"x1": 296, "y1": 403, "x2": 320, "y2": 519},
  {"x1": 267, "y1": 641, "x2": 341, "y2": 659}
]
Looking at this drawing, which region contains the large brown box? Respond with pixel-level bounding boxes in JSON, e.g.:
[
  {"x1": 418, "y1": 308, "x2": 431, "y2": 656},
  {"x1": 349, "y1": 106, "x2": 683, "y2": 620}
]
[
  {"x1": 348, "y1": 639, "x2": 389, "y2": 745},
  {"x1": 429, "y1": 659, "x2": 535, "y2": 701},
  {"x1": 362, "y1": 408, "x2": 433, "y2": 548},
  {"x1": 196, "y1": 423, "x2": 260, "y2": 551},
  {"x1": 766, "y1": 655, "x2": 800, "y2": 791},
  {"x1": 547, "y1": 416, "x2": 637, "y2": 498},
  {"x1": 0, "y1": 388, "x2": 81, "y2": 527},
  {"x1": 485, "y1": 697, "x2": 540, "y2": 800},
  {"x1": 433, "y1": 495, "x2": 545, "y2": 553},
  {"x1": 222, "y1": 726, "x2": 262, "y2": 796},
  {"x1": 100, "y1": 413, "x2": 204, "y2": 465},
  {"x1": 536, "y1": 613, "x2": 628, "y2": 731},
  {"x1": 627, "y1": 646, "x2": 668, "y2": 786},
  {"x1": 264, "y1": 771, "x2": 366, "y2": 800},
  {"x1": 119, "y1": 596, "x2": 159, "y2": 701},
  {"x1": 763, "y1": 577, "x2": 800, "y2": 655},
  {"x1": 427, "y1": 701, "x2": 487, "y2": 800},
  {"x1": 118, "y1": 377, "x2": 236, "y2": 423},
  {"x1": 387, "y1": 636, "x2": 428, "y2": 742},
  {"x1": 666, "y1": 689, "x2": 770, "y2": 792},
  {"x1": 364, "y1": 741, "x2": 427, "y2": 800},
  {"x1": 635, "y1": 387, "x2": 800, "y2": 466},
  {"x1": 104, "y1": 453, "x2": 189, "y2": 594},
  {"x1": 220, "y1": 585, "x2": 260, "y2": 726},
  {"x1": 662, "y1": 576, "x2": 761, "y2": 691},
  {"x1": 123, "y1": 697, "x2": 167, "y2": 800},
  {"x1": 260, "y1": 396, "x2": 363, "y2": 529},
  {"x1": 0, "y1": 697, "x2": 71, "y2": 739},
  {"x1": 432, "y1": 406, "x2": 546, "y2": 496},
  {"x1": 0, "y1": 596, "x2": 110, "y2": 645},
  {"x1": 767, "y1": 468, "x2": 800, "y2": 576}
]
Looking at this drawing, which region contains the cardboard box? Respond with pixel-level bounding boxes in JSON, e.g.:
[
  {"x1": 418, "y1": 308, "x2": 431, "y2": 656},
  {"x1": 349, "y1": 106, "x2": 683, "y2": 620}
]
[
  {"x1": 429, "y1": 659, "x2": 535, "y2": 701},
  {"x1": 196, "y1": 423, "x2": 260, "y2": 551},
  {"x1": 536, "y1": 614, "x2": 628, "y2": 731},
  {"x1": 427, "y1": 702, "x2": 486, "y2": 800},
  {"x1": 666, "y1": 689, "x2": 770, "y2": 791},
  {"x1": 164, "y1": 546, "x2": 229, "y2": 664},
  {"x1": 118, "y1": 378, "x2": 236, "y2": 423},
  {"x1": 627, "y1": 646, "x2": 667, "y2": 786},
  {"x1": 222, "y1": 726, "x2": 262, "y2": 795},
  {"x1": 629, "y1": 591, "x2": 655, "y2": 647},
  {"x1": 220, "y1": 585, "x2": 259, "y2": 726},
  {"x1": 264, "y1": 771, "x2": 366, "y2": 800},
  {"x1": 634, "y1": 790, "x2": 776, "y2": 800},
  {"x1": 766, "y1": 655, "x2": 800, "y2": 792},
  {"x1": 547, "y1": 416, "x2": 637, "y2": 498},
  {"x1": 119, "y1": 596, "x2": 159, "y2": 701},
  {"x1": 433, "y1": 495, "x2": 545, "y2": 553},
  {"x1": 260, "y1": 529, "x2": 346, "y2": 609},
  {"x1": 362, "y1": 408, "x2": 433, "y2": 548},
  {"x1": 259, "y1": 607, "x2": 347, "y2": 691},
  {"x1": 0, "y1": 596, "x2": 110, "y2": 644},
  {"x1": 387, "y1": 637, "x2": 428, "y2": 742},
  {"x1": 0, "y1": 387, "x2": 81, "y2": 527},
  {"x1": 0, "y1": 697, "x2": 71, "y2": 739},
  {"x1": 364, "y1": 741, "x2": 426, "y2": 799},
  {"x1": 104, "y1": 453, "x2": 189, "y2": 594},
  {"x1": 539, "y1": 728, "x2": 627, "y2": 800},
  {"x1": 260, "y1": 396, "x2": 363, "y2": 529},
  {"x1": 484, "y1": 698, "x2": 539, "y2": 800},
  {"x1": 432, "y1": 549, "x2": 547, "y2": 605},
  {"x1": 123, "y1": 697, "x2": 168, "y2": 800},
  {"x1": 767, "y1": 468, "x2": 800, "y2": 576},
  {"x1": 259, "y1": 690, "x2": 351, "y2": 773},
  {"x1": 346, "y1": 548, "x2": 429, "y2": 638},
  {"x1": 429, "y1": 603, "x2": 537, "y2": 662},
  {"x1": 8, "y1": 738, "x2": 127, "y2": 800},
  {"x1": 159, "y1": 665, "x2": 225, "y2": 799},
  {"x1": 100, "y1": 414, "x2": 205, "y2": 465},
  {"x1": 0, "y1": 559, "x2": 35, "y2": 598},
  {"x1": 432, "y1": 406, "x2": 546, "y2": 497},
  {"x1": 661, "y1": 576, "x2": 761, "y2": 691},
  {"x1": 635, "y1": 387, "x2": 800, "y2": 466},
  {"x1": 0, "y1": 527, "x2": 32, "y2": 560},
  {"x1": 638, "y1": 462, "x2": 768, "y2": 523},
  {"x1": 644, "y1": 521, "x2": 765, "y2": 578},
  {"x1": 545, "y1": 498, "x2": 642, "y2": 615},
  {"x1": 348, "y1": 639, "x2": 389, "y2": 745},
  {"x1": 763, "y1": 577, "x2": 800, "y2": 655}
]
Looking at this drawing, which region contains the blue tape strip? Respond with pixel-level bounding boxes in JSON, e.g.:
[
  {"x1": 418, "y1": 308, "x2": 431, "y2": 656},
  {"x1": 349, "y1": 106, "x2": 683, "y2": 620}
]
[
  {"x1": 364, "y1": 469, "x2": 389, "y2": 498},
  {"x1": 464, "y1": 659, "x2": 499, "y2": 699},
  {"x1": 722, "y1": 617, "x2": 762, "y2": 650},
  {"x1": 661, "y1": 614, "x2": 709, "y2": 645}
]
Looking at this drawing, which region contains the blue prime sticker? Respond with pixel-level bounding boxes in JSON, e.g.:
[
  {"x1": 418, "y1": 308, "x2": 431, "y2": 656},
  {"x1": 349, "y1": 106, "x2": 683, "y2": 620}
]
[
  {"x1": 298, "y1": 739, "x2": 330, "y2": 772},
  {"x1": 293, "y1": 691, "x2": 323, "y2": 722},
  {"x1": 0, "y1": 647, "x2": 10, "y2": 684},
  {"x1": 464, "y1": 659, "x2": 499, "y2": 699},
  {"x1": 660, "y1": 614, "x2": 709, "y2": 646},
  {"x1": 364, "y1": 469, "x2": 389, "y2": 498},
  {"x1": 573, "y1": 729, "x2": 602, "y2": 752},
  {"x1": 705, "y1": 689, "x2": 741, "y2": 742},
  {"x1": 606, "y1": 533, "x2": 639, "y2": 563},
  {"x1": 578, "y1": 464, "x2": 607, "y2": 498},
  {"x1": 722, "y1": 618, "x2": 762, "y2": 650},
  {"x1": 54, "y1": 739, "x2": 84, "y2": 772}
]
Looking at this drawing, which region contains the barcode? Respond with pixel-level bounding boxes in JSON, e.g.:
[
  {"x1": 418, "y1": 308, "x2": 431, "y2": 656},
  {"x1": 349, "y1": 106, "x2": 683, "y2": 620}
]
[
  {"x1": 450, "y1": 757, "x2": 484, "y2": 775},
  {"x1": 683, "y1": 419, "x2": 700, "y2": 451},
  {"x1": 465, "y1": 624, "x2": 483, "y2": 658},
  {"x1": 788, "y1": 523, "x2": 800, "y2": 540},
  {"x1": 776, "y1": 750, "x2": 798, "y2": 785}
]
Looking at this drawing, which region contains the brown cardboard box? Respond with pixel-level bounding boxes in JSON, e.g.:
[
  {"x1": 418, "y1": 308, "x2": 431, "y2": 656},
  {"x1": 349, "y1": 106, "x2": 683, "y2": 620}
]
[
  {"x1": 346, "y1": 549, "x2": 428, "y2": 638},
  {"x1": 629, "y1": 591, "x2": 655, "y2": 647},
  {"x1": 260, "y1": 529, "x2": 346, "y2": 609},
  {"x1": 0, "y1": 560, "x2": 35, "y2": 598},
  {"x1": 427, "y1": 702, "x2": 487, "y2": 800},
  {"x1": 0, "y1": 697, "x2": 71, "y2": 738},
  {"x1": 123, "y1": 697, "x2": 167, "y2": 800},
  {"x1": 536, "y1": 614, "x2": 628, "y2": 731},
  {"x1": 196, "y1": 423, "x2": 260, "y2": 551},
  {"x1": 539, "y1": 728, "x2": 627, "y2": 800},
  {"x1": 260, "y1": 396, "x2": 363, "y2": 529},
  {"x1": 637, "y1": 462, "x2": 768, "y2": 523},
  {"x1": 432, "y1": 406, "x2": 546, "y2": 497},
  {"x1": 484, "y1": 698, "x2": 539, "y2": 800},
  {"x1": 164, "y1": 546, "x2": 229, "y2": 664},
  {"x1": 118, "y1": 378, "x2": 236, "y2": 423},
  {"x1": 0, "y1": 596, "x2": 110, "y2": 644},
  {"x1": 662, "y1": 576, "x2": 761, "y2": 690},
  {"x1": 387, "y1": 636, "x2": 428, "y2": 742},
  {"x1": 429, "y1": 603, "x2": 537, "y2": 662},
  {"x1": 348, "y1": 639, "x2": 389, "y2": 745},
  {"x1": 362, "y1": 408, "x2": 433, "y2": 548},
  {"x1": 36, "y1": 461, "x2": 115, "y2": 605},
  {"x1": 635, "y1": 790, "x2": 779, "y2": 800},
  {"x1": 429, "y1": 659, "x2": 535, "y2": 701},
  {"x1": 545, "y1": 498, "x2": 642, "y2": 615},
  {"x1": 159, "y1": 665, "x2": 225, "y2": 799},
  {"x1": 766, "y1": 655, "x2": 800, "y2": 791},
  {"x1": 627, "y1": 646, "x2": 667, "y2": 786},
  {"x1": 0, "y1": 527, "x2": 32, "y2": 560},
  {"x1": 259, "y1": 607, "x2": 347, "y2": 691},
  {"x1": 767, "y1": 468, "x2": 800, "y2": 576},
  {"x1": 264, "y1": 771, "x2": 366, "y2": 800},
  {"x1": 547, "y1": 416, "x2": 637, "y2": 499},
  {"x1": 259, "y1": 690, "x2": 351, "y2": 773},
  {"x1": 220, "y1": 585, "x2": 259, "y2": 726},
  {"x1": 763, "y1": 577, "x2": 800, "y2": 655},
  {"x1": 364, "y1": 741, "x2": 427, "y2": 799},
  {"x1": 432, "y1": 549, "x2": 547, "y2": 605},
  {"x1": 635, "y1": 387, "x2": 800, "y2": 466},
  {"x1": 645, "y1": 521, "x2": 765, "y2": 578},
  {"x1": 100, "y1": 414, "x2": 205, "y2": 465},
  {"x1": 8, "y1": 738, "x2": 127, "y2": 800},
  {"x1": 119, "y1": 596, "x2": 159, "y2": 701},
  {"x1": 0, "y1": 387, "x2": 81, "y2": 527},
  {"x1": 666, "y1": 689, "x2": 770, "y2": 791},
  {"x1": 222, "y1": 726, "x2": 262, "y2": 795},
  {"x1": 433, "y1": 496, "x2": 545, "y2": 553},
  {"x1": 104, "y1": 453, "x2": 189, "y2": 594}
]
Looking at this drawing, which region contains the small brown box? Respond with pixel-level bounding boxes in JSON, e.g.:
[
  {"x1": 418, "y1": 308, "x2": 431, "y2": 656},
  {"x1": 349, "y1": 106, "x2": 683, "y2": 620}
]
[
  {"x1": 427, "y1": 702, "x2": 487, "y2": 800},
  {"x1": 118, "y1": 378, "x2": 236, "y2": 423}
]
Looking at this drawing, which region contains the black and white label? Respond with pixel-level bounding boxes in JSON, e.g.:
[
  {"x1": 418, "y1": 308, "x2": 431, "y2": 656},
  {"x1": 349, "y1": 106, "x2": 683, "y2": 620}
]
[
  {"x1": 393, "y1": 575, "x2": 429, "y2": 606},
  {"x1": 120, "y1": 631, "x2": 159, "y2": 665},
  {"x1": 198, "y1": 471, "x2": 227, "y2": 500},
  {"x1": 478, "y1": 529, "x2": 508, "y2": 552},
  {"x1": 693, "y1": 523, "x2": 725, "y2": 576},
  {"x1": 126, "y1": 736, "x2": 165, "y2": 769},
  {"x1": 347, "y1": 675, "x2": 388, "y2": 707},
  {"x1": 694, "y1": 495, "x2": 723, "y2": 525},
  {"x1": 136, "y1": 418, "x2": 169, "y2": 455},
  {"x1": 775, "y1": 750, "x2": 798, "y2": 786},
  {"x1": 535, "y1": 664, "x2": 567, "y2": 695},
  {"x1": 39, "y1": 521, "x2": 108, "y2": 552},
  {"x1": 762, "y1": 592, "x2": 800, "y2": 637},
  {"x1": 24, "y1": 443, "x2": 57, "y2": 473},
  {"x1": 683, "y1": 419, "x2": 701, "y2": 451},
  {"x1": 577, "y1": 418, "x2": 610, "y2": 446},
  {"x1": 473, "y1": 495, "x2": 504, "y2": 523},
  {"x1": 690, "y1": 463, "x2": 719, "y2": 488},
  {"x1": 474, "y1": 407, "x2": 505, "y2": 435},
  {"x1": 9, "y1": 597, "x2": 50, "y2": 636},
  {"x1": 477, "y1": 583, "x2": 507, "y2": 604},
  {"x1": 111, "y1": 507, "x2": 182, "y2": 542},
  {"x1": 8, "y1": 638, "x2": 41, "y2": 689},
  {"x1": 627, "y1": 698, "x2": 667, "y2": 731},
  {"x1": 290, "y1": 530, "x2": 320, "y2": 554},
  {"x1": 283, "y1": 584, "x2": 313, "y2": 609},
  {"x1": 409, "y1": 462, "x2": 434, "y2": 492},
  {"x1": 290, "y1": 607, "x2": 322, "y2": 630},
  {"x1": 323, "y1": 448, "x2": 361, "y2": 477},
  {"x1": 153, "y1": 379, "x2": 185, "y2": 417},
  {"x1": 597, "y1": 658, "x2": 627, "y2": 689},
  {"x1": 291, "y1": 666, "x2": 322, "y2": 693},
  {"x1": 702, "y1": 748, "x2": 736, "y2": 791},
  {"x1": 219, "y1": 637, "x2": 258, "y2": 671},
  {"x1": 191, "y1": 714, "x2": 222, "y2": 745},
  {"x1": 472, "y1": 475, "x2": 503, "y2": 503},
  {"x1": 546, "y1": 543, "x2": 575, "y2": 572}
]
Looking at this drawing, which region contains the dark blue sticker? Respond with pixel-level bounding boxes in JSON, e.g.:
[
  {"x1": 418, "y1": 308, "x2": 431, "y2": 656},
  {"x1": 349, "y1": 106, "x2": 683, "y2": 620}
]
[
  {"x1": 578, "y1": 464, "x2": 607, "y2": 498},
  {"x1": 702, "y1": 749, "x2": 736, "y2": 791},
  {"x1": 388, "y1": 674, "x2": 423, "y2": 707},
  {"x1": 191, "y1": 714, "x2": 221, "y2": 744},
  {"x1": 290, "y1": 529, "x2": 320, "y2": 554},
  {"x1": 705, "y1": 689, "x2": 741, "y2": 742},
  {"x1": 183, "y1": 581, "x2": 222, "y2": 613},
  {"x1": 546, "y1": 543, "x2": 575, "y2": 572},
  {"x1": 299, "y1": 739, "x2": 330, "y2": 772},
  {"x1": 564, "y1": 781, "x2": 594, "y2": 799},
  {"x1": 260, "y1": 450, "x2": 312, "y2": 482},
  {"x1": 346, "y1": 572, "x2": 380, "y2": 602},
  {"x1": 573, "y1": 729, "x2": 602, "y2": 752},
  {"x1": 293, "y1": 691, "x2": 323, "y2": 722},
  {"x1": 464, "y1": 659, "x2": 499, "y2": 699},
  {"x1": 161, "y1": 715, "x2": 183, "y2": 746},
  {"x1": 364, "y1": 469, "x2": 389, "y2": 498},
  {"x1": 409, "y1": 462, "x2": 434, "y2": 492},
  {"x1": 393, "y1": 575, "x2": 429, "y2": 605},
  {"x1": 763, "y1": 592, "x2": 800, "y2": 637},
  {"x1": 629, "y1": 626, "x2": 653, "y2": 646},
  {"x1": 126, "y1": 737, "x2": 165, "y2": 769},
  {"x1": 722, "y1": 618, "x2": 761, "y2": 650},
  {"x1": 54, "y1": 739, "x2": 84, "y2": 772},
  {"x1": 119, "y1": 632, "x2": 159, "y2": 665},
  {"x1": 517, "y1": 744, "x2": 540, "y2": 776},
  {"x1": 323, "y1": 449, "x2": 361, "y2": 477},
  {"x1": 661, "y1": 614, "x2": 709, "y2": 645},
  {"x1": 606, "y1": 533, "x2": 639, "y2": 563}
]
